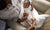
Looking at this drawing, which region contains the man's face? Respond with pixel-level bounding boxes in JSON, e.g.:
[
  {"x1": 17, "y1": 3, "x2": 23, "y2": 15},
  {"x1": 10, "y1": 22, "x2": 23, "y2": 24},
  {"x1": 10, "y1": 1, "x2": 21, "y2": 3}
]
[{"x1": 23, "y1": 1, "x2": 30, "y2": 8}]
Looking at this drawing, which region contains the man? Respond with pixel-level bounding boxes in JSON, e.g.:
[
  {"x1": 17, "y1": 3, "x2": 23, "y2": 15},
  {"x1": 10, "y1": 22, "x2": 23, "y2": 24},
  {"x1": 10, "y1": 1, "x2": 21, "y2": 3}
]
[{"x1": 0, "y1": 0, "x2": 26, "y2": 30}]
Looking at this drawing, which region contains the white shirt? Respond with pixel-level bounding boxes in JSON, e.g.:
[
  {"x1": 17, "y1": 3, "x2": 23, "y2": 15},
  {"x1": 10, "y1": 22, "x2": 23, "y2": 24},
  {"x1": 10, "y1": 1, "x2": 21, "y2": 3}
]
[
  {"x1": 20, "y1": 5, "x2": 49, "y2": 28},
  {"x1": 24, "y1": 5, "x2": 33, "y2": 20}
]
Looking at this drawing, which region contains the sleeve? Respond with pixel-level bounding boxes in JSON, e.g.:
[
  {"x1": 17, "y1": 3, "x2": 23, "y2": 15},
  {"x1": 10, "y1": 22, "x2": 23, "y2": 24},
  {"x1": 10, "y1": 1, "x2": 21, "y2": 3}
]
[
  {"x1": 18, "y1": 0, "x2": 24, "y2": 19},
  {"x1": 32, "y1": 8, "x2": 40, "y2": 23},
  {"x1": 11, "y1": 0, "x2": 18, "y2": 6},
  {"x1": 18, "y1": 8, "x2": 24, "y2": 19}
]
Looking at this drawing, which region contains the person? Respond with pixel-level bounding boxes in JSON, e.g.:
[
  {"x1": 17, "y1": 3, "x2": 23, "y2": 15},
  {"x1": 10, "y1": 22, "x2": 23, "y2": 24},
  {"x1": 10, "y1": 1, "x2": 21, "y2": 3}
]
[
  {"x1": 23, "y1": 0, "x2": 35, "y2": 30},
  {"x1": 0, "y1": 0, "x2": 25, "y2": 30},
  {"x1": 17, "y1": 0, "x2": 35, "y2": 30},
  {"x1": 8, "y1": 0, "x2": 49, "y2": 30},
  {"x1": 18, "y1": 0, "x2": 49, "y2": 30}
]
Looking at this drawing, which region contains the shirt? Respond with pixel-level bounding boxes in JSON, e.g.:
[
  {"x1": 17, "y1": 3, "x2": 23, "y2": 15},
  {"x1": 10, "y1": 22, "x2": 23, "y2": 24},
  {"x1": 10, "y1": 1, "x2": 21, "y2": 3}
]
[
  {"x1": 20, "y1": 5, "x2": 49, "y2": 28},
  {"x1": 24, "y1": 5, "x2": 33, "y2": 20},
  {"x1": 0, "y1": 4, "x2": 20, "y2": 21}
]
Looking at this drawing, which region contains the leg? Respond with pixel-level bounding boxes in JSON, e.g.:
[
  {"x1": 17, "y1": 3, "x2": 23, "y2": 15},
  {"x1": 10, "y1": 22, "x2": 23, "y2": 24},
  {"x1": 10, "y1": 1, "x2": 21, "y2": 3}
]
[{"x1": 0, "y1": 20, "x2": 6, "y2": 30}]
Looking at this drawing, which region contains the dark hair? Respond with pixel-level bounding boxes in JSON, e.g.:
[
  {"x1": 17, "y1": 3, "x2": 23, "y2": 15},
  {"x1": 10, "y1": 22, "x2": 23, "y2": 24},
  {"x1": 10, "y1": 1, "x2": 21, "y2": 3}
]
[
  {"x1": 24, "y1": 0, "x2": 30, "y2": 5},
  {"x1": 0, "y1": 0, "x2": 7, "y2": 10},
  {"x1": 28, "y1": 1, "x2": 30, "y2": 5}
]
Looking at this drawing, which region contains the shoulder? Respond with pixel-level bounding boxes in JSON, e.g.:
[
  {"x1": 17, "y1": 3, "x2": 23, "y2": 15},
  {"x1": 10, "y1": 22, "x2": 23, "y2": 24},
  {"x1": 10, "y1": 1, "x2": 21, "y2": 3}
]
[{"x1": 32, "y1": 8, "x2": 37, "y2": 12}]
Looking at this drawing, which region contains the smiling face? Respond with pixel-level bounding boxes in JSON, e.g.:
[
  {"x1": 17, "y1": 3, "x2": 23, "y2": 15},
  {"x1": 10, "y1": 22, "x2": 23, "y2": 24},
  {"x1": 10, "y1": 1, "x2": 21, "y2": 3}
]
[{"x1": 23, "y1": 1, "x2": 30, "y2": 8}]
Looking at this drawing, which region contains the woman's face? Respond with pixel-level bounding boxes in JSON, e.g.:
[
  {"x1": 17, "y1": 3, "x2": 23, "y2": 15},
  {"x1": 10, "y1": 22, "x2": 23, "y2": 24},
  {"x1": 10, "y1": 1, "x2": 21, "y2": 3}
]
[{"x1": 23, "y1": 1, "x2": 30, "y2": 8}]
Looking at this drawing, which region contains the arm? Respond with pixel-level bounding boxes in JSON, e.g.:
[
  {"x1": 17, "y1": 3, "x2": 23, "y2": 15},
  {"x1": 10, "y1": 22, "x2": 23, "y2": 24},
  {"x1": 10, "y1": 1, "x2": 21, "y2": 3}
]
[
  {"x1": 31, "y1": 17, "x2": 35, "y2": 28},
  {"x1": 30, "y1": 4, "x2": 33, "y2": 11},
  {"x1": 26, "y1": 18, "x2": 35, "y2": 30},
  {"x1": 25, "y1": 19, "x2": 33, "y2": 30},
  {"x1": 25, "y1": 19, "x2": 32, "y2": 26},
  {"x1": 23, "y1": 12, "x2": 32, "y2": 26},
  {"x1": 25, "y1": 18, "x2": 35, "y2": 30},
  {"x1": 17, "y1": 18, "x2": 25, "y2": 22},
  {"x1": 17, "y1": 12, "x2": 29, "y2": 22}
]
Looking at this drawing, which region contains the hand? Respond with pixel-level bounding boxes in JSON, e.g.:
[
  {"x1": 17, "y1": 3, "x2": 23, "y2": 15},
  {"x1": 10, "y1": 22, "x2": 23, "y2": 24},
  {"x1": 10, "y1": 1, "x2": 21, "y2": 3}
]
[
  {"x1": 32, "y1": 24, "x2": 35, "y2": 28},
  {"x1": 25, "y1": 25, "x2": 35, "y2": 30},
  {"x1": 25, "y1": 29, "x2": 30, "y2": 30},
  {"x1": 31, "y1": 17, "x2": 36, "y2": 21},
  {"x1": 23, "y1": 12, "x2": 29, "y2": 20},
  {"x1": 17, "y1": 18, "x2": 25, "y2": 22},
  {"x1": 31, "y1": 17, "x2": 36, "y2": 28},
  {"x1": 23, "y1": 16, "x2": 27, "y2": 20},
  {"x1": 23, "y1": 12, "x2": 29, "y2": 17}
]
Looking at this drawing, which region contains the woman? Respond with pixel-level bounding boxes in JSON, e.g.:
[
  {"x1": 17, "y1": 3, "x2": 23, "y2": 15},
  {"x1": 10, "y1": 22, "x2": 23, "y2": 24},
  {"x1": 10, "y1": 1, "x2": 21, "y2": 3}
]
[{"x1": 20, "y1": 0, "x2": 49, "y2": 29}]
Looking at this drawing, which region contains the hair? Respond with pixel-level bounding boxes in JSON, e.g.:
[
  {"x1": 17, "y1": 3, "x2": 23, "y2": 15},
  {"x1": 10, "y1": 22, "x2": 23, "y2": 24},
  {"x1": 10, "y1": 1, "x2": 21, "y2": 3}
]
[
  {"x1": 0, "y1": 0, "x2": 7, "y2": 10},
  {"x1": 24, "y1": 0, "x2": 30, "y2": 5}
]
